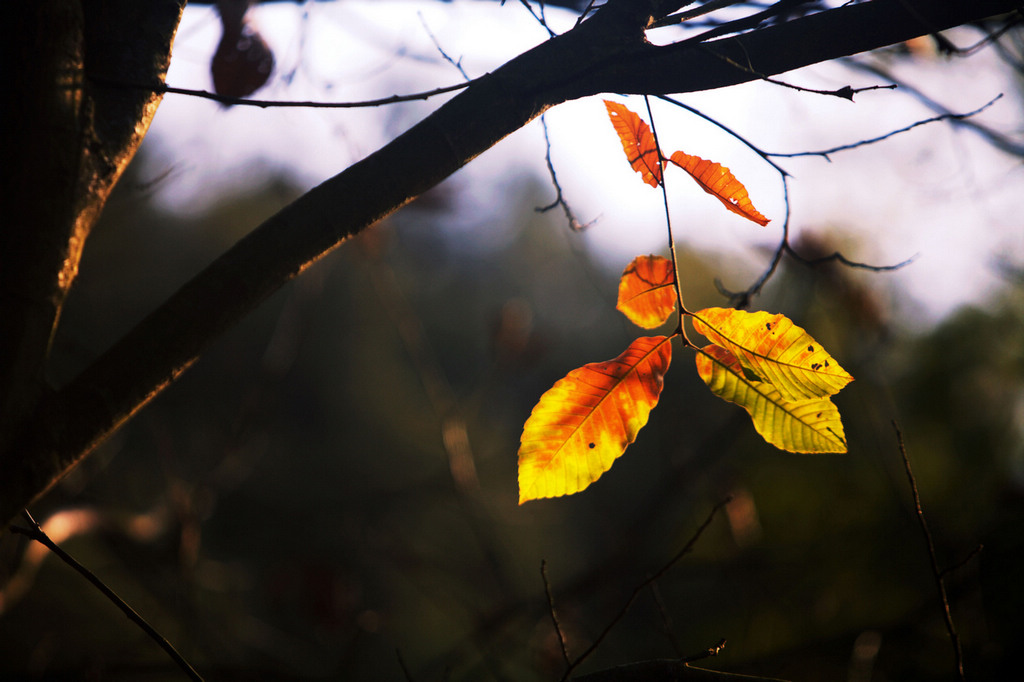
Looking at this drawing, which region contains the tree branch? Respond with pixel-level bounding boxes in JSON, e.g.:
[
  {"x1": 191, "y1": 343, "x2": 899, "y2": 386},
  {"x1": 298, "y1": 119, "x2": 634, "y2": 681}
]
[{"x1": 1, "y1": 0, "x2": 1017, "y2": 525}]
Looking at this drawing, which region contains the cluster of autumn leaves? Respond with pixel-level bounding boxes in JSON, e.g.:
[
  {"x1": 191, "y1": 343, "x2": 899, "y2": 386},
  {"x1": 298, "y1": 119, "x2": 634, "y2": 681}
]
[{"x1": 517, "y1": 101, "x2": 854, "y2": 504}]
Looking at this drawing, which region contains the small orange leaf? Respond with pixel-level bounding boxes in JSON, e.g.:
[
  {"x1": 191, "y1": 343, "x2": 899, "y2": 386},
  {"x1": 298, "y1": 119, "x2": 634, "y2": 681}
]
[
  {"x1": 605, "y1": 100, "x2": 662, "y2": 188},
  {"x1": 668, "y1": 151, "x2": 769, "y2": 226},
  {"x1": 692, "y1": 307, "x2": 853, "y2": 401},
  {"x1": 696, "y1": 344, "x2": 847, "y2": 453},
  {"x1": 518, "y1": 336, "x2": 672, "y2": 503},
  {"x1": 617, "y1": 255, "x2": 677, "y2": 329}
]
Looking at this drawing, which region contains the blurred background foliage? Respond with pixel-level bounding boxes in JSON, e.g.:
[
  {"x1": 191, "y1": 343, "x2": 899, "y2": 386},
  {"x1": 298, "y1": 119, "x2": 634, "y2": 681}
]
[{"x1": 1, "y1": 142, "x2": 1023, "y2": 681}]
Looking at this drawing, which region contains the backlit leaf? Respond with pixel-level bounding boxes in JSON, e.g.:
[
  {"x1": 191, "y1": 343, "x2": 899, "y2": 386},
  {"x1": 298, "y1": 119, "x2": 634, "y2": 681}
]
[
  {"x1": 518, "y1": 336, "x2": 672, "y2": 503},
  {"x1": 668, "y1": 151, "x2": 769, "y2": 226},
  {"x1": 617, "y1": 255, "x2": 677, "y2": 329},
  {"x1": 692, "y1": 307, "x2": 853, "y2": 401},
  {"x1": 696, "y1": 344, "x2": 847, "y2": 453},
  {"x1": 605, "y1": 100, "x2": 662, "y2": 188}
]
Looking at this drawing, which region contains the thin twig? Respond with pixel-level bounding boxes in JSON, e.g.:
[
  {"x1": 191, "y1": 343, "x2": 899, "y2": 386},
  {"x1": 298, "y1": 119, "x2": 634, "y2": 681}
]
[
  {"x1": 542, "y1": 559, "x2": 572, "y2": 667},
  {"x1": 783, "y1": 243, "x2": 917, "y2": 272},
  {"x1": 517, "y1": 0, "x2": 557, "y2": 37},
  {"x1": 760, "y1": 78, "x2": 894, "y2": 101},
  {"x1": 559, "y1": 497, "x2": 733, "y2": 681},
  {"x1": 10, "y1": 510, "x2": 204, "y2": 682},
  {"x1": 535, "y1": 115, "x2": 593, "y2": 231},
  {"x1": 573, "y1": 0, "x2": 599, "y2": 28},
  {"x1": 770, "y1": 95, "x2": 1004, "y2": 159},
  {"x1": 649, "y1": 581, "x2": 684, "y2": 656},
  {"x1": 88, "y1": 75, "x2": 474, "y2": 109},
  {"x1": 940, "y1": 543, "x2": 984, "y2": 580},
  {"x1": 397, "y1": 648, "x2": 416, "y2": 682},
  {"x1": 844, "y1": 60, "x2": 1024, "y2": 158},
  {"x1": 891, "y1": 422, "x2": 965, "y2": 682},
  {"x1": 418, "y1": 12, "x2": 471, "y2": 81}
]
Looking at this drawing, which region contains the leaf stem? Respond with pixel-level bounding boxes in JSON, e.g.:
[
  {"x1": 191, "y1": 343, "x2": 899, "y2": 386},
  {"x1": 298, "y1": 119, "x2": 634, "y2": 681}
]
[{"x1": 643, "y1": 96, "x2": 696, "y2": 348}]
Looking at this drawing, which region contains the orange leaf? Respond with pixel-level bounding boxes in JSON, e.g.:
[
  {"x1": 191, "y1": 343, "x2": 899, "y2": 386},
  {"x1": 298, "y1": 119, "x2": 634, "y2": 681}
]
[
  {"x1": 605, "y1": 100, "x2": 662, "y2": 188},
  {"x1": 668, "y1": 151, "x2": 769, "y2": 226},
  {"x1": 518, "y1": 336, "x2": 672, "y2": 503},
  {"x1": 617, "y1": 255, "x2": 677, "y2": 329}
]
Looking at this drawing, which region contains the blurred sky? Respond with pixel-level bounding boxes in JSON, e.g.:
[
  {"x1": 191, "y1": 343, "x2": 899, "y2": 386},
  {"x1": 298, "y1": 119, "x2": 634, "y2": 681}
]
[{"x1": 143, "y1": 0, "x2": 1024, "y2": 326}]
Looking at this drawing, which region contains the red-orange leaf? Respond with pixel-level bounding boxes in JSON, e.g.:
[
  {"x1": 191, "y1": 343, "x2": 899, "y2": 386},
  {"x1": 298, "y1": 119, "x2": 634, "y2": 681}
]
[
  {"x1": 617, "y1": 255, "x2": 677, "y2": 329},
  {"x1": 605, "y1": 100, "x2": 662, "y2": 188},
  {"x1": 518, "y1": 336, "x2": 672, "y2": 503},
  {"x1": 668, "y1": 151, "x2": 769, "y2": 226}
]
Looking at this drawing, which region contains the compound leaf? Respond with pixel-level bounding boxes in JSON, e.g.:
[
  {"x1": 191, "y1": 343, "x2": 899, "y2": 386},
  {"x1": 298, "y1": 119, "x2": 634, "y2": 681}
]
[
  {"x1": 605, "y1": 100, "x2": 662, "y2": 188},
  {"x1": 617, "y1": 255, "x2": 677, "y2": 329},
  {"x1": 696, "y1": 344, "x2": 847, "y2": 453},
  {"x1": 692, "y1": 307, "x2": 853, "y2": 401},
  {"x1": 518, "y1": 336, "x2": 672, "y2": 503},
  {"x1": 668, "y1": 151, "x2": 769, "y2": 226}
]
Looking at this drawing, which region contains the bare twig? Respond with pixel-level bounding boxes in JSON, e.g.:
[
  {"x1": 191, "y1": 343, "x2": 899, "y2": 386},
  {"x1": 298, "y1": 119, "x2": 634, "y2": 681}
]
[
  {"x1": 418, "y1": 12, "x2": 471, "y2": 81},
  {"x1": 573, "y1": 656, "x2": 792, "y2": 681},
  {"x1": 940, "y1": 543, "x2": 984, "y2": 580},
  {"x1": 891, "y1": 422, "x2": 965, "y2": 682},
  {"x1": 649, "y1": 581, "x2": 684, "y2": 656},
  {"x1": 783, "y1": 243, "x2": 917, "y2": 272},
  {"x1": 758, "y1": 78, "x2": 894, "y2": 100},
  {"x1": 573, "y1": 0, "x2": 600, "y2": 28},
  {"x1": 88, "y1": 75, "x2": 474, "y2": 109},
  {"x1": 559, "y1": 497, "x2": 733, "y2": 681},
  {"x1": 542, "y1": 559, "x2": 573, "y2": 667},
  {"x1": 536, "y1": 115, "x2": 593, "y2": 231},
  {"x1": 770, "y1": 95, "x2": 1004, "y2": 159},
  {"x1": 397, "y1": 648, "x2": 416, "y2": 682},
  {"x1": 9, "y1": 510, "x2": 204, "y2": 682},
  {"x1": 844, "y1": 60, "x2": 1024, "y2": 158},
  {"x1": 651, "y1": 0, "x2": 750, "y2": 29},
  {"x1": 518, "y1": 0, "x2": 557, "y2": 37}
]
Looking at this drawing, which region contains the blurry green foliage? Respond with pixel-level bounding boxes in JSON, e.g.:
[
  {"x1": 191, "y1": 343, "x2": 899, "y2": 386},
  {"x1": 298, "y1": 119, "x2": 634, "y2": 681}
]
[{"x1": 1, "y1": 157, "x2": 1022, "y2": 681}]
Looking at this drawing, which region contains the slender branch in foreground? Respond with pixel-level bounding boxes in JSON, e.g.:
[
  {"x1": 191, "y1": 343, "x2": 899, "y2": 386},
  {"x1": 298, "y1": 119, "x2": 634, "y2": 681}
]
[
  {"x1": 542, "y1": 559, "x2": 573, "y2": 668},
  {"x1": 88, "y1": 75, "x2": 475, "y2": 109},
  {"x1": 9, "y1": 511, "x2": 204, "y2": 682},
  {"x1": 560, "y1": 497, "x2": 733, "y2": 681},
  {"x1": 892, "y1": 422, "x2": 965, "y2": 682}
]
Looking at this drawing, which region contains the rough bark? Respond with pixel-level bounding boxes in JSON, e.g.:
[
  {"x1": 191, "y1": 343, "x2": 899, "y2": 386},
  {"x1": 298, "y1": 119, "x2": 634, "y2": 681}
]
[
  {"x1": 1, "y1": 0, "x2": 1017, "y2": 525},
  {"x1": 0, "y1": 1, "x2": 185, "y2": 440}
]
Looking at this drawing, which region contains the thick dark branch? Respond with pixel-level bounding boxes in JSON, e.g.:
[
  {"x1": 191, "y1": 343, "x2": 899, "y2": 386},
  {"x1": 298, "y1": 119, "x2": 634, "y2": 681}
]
[
  {"x1": 1, "y1": 0, "x2": 1017, "y2": 525},
  {"x1": 587, "y1": 0, "x2": 1021, "y2": 96}
]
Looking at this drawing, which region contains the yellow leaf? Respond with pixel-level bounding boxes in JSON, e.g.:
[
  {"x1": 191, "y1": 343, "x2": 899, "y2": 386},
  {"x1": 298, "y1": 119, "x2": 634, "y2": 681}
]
[
  {"x1": 617, "y1": 255, "x2": 677, "y2": 329},
  {"x1": 692, "y1": 307, "x2": 853, "y2": 401},
  {"x1": 605, "y1": 100, "x2": 662, "y2": 188},
  {"x1": 518, "y1": 336, "x2": 672, "y2": 503},
  {"x1": 668, "y1": 151, "x2": 769, "y2": 226},
  {"x1": 696, "y1": 344, "x2": 847, "y2": 453}
]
